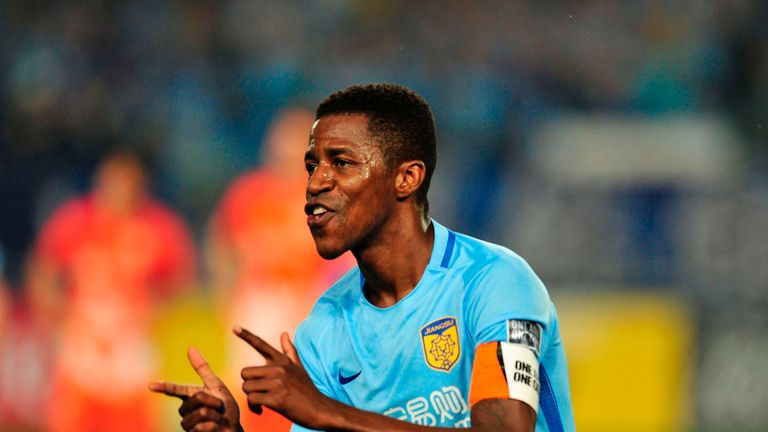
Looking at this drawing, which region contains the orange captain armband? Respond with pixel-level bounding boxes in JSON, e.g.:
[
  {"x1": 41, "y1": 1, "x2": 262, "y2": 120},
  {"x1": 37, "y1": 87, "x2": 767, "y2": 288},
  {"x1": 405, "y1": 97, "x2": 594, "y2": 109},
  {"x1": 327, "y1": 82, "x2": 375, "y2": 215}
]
[
  {"x1": 469, "y1": 320, "x2": 543, "y2": 412},
  {"x1": 469, "y1": 342, "x2": 510, "y2": 405}
]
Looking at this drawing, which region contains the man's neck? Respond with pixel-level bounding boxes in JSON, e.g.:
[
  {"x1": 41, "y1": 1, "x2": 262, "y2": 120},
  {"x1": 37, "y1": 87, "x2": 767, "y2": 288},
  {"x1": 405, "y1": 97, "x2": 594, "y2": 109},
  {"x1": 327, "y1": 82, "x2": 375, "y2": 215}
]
[{"x1": 355, "y1": 214, "x2": 434, "y2": 308}]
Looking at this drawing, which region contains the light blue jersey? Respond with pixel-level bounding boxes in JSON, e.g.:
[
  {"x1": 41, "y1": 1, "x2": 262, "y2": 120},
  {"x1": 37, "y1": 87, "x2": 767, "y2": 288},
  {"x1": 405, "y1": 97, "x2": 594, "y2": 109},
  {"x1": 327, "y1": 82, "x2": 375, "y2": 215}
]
[{"x1": 292, "y1": 220, "x2": 574, "y2": 431}]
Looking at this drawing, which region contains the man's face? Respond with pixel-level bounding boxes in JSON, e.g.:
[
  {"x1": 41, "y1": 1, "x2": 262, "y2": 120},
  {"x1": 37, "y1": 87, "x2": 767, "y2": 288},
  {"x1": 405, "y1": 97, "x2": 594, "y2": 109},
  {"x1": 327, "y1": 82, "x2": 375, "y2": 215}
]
[{"x1": 304, "y1": 114, "x2": 396, "y2": 259}]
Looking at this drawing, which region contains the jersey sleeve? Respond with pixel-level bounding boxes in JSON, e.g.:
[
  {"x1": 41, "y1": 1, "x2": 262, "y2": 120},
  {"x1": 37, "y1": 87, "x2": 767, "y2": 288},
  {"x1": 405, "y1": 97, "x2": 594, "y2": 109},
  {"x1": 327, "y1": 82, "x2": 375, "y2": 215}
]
[
  {"x1": 291, "y1": 307, "x2": 351, "y2": 432},
  {"x1": 294, "y1": 319, "x2": 338, "y2": 400},
  {"x1": 464, "y1": 254, "x2": 553, "y2": 354}
]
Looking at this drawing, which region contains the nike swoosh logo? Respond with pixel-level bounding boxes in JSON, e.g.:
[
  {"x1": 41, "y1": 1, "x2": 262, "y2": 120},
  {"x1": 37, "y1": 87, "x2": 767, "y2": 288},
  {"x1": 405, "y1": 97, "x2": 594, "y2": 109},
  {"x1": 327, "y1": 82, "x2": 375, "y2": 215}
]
[{"x1": 338, "y1": 370, "x2": 362, "y2": 385}]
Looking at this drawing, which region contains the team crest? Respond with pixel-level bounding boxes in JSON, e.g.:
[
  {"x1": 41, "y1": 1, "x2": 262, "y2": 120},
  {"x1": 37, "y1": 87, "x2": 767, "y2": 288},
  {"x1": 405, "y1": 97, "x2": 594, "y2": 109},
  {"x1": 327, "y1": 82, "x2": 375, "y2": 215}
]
[{"x1": 420, "y1": 316, "x2": 461, "y2": 372}]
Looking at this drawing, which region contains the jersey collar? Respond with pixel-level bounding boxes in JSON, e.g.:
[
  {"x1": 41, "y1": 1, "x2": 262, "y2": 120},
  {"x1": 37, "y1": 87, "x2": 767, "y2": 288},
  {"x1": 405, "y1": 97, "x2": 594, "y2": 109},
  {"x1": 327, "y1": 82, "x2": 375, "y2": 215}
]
[
  {"x1": 428, "y1": 219, "x2": 455, "y2": 270},
  {"x1": 357, "y1": 219, "x2": 456, "y2": 299}
]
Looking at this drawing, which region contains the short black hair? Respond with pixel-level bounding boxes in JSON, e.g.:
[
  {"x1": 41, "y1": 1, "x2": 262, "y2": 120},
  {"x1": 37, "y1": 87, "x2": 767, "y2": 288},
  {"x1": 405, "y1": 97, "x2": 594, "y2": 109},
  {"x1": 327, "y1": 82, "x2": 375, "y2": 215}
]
[{"x1": 316, "y1": 83, "x2": 437, "y2": 216}]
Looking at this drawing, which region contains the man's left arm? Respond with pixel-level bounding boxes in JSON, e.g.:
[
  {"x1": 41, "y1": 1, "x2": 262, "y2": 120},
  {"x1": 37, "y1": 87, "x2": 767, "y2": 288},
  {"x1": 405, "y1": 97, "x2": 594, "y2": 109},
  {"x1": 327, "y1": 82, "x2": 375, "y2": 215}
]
[{"x1": 236, "y1": 327, "x2": 535, "y2": 432}]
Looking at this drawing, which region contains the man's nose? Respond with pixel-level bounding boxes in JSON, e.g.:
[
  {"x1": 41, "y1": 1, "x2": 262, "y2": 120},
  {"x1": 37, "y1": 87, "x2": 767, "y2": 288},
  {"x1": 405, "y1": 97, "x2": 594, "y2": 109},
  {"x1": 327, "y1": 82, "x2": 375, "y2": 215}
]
[{"x1": 306, "y1": 165, "x2": 333, "y2": 196}]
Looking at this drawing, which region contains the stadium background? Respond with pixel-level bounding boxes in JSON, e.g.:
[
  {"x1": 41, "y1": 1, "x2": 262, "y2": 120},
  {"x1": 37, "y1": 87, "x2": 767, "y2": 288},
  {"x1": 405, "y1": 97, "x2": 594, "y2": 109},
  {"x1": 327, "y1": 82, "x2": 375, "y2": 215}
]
[{"x1": 1, "y1": 1, "x2": 767, "y2": 431}]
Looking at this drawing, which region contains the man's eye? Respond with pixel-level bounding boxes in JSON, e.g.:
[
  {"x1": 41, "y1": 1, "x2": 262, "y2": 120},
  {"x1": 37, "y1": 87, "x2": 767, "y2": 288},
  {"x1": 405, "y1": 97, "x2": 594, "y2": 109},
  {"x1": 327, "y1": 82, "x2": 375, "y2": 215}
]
[
  {"x1": 334, "y1": 159, "x2": 352, "y2": 167},
  {"x1": 306, "y1": 163, "x2": 318, "y2": 174}
]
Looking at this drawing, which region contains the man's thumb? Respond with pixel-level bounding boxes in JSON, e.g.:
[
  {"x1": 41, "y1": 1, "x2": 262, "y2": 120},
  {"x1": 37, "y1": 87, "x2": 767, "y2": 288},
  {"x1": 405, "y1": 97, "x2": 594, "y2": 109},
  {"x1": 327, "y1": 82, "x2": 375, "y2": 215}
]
[{"x1": 280, "y1": 332, "x2": 302, "y2": 366}]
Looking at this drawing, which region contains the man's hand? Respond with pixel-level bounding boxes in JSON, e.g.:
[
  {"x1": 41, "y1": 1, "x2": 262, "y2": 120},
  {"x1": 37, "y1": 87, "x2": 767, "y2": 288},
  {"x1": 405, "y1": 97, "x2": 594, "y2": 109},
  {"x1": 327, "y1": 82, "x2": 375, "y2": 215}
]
[
  {"x1": 235, "y1": 326, "x2": 337, "y2": 430},
  {"x1": 149, "y1": 347, "x2": 242, "y2": 432}
]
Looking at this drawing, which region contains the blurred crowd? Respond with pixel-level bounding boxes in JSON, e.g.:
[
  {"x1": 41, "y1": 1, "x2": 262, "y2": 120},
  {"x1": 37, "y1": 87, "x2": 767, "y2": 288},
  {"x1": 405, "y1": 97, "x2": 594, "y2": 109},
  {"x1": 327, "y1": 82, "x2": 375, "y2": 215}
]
[{"x1": 1, "y1": 1, "x2": 767, "y2": 431}]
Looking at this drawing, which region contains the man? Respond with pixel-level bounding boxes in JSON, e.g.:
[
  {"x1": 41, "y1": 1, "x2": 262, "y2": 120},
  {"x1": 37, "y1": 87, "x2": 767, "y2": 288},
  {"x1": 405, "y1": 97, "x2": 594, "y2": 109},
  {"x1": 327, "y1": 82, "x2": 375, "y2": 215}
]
[
  {"x1": 151, "y1": 83, "x2": 574, "y2": 431},
  {"x1": 29, "y1": 150, "x2": 197, "y2": 432}
]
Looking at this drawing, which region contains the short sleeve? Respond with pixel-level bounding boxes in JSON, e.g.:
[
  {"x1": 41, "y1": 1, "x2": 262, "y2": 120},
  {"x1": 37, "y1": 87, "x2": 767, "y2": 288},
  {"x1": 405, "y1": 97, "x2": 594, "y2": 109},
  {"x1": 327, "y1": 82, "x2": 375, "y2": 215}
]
[
  {"x1": 294, "y1": 320, "x2": 338, "y2": 400},
  {"x1": 464, "y1": 255, "x2": 553, "y2": 355},
  {"x1": 290, "y1": 317, "x2": 343, "y2": 432}
]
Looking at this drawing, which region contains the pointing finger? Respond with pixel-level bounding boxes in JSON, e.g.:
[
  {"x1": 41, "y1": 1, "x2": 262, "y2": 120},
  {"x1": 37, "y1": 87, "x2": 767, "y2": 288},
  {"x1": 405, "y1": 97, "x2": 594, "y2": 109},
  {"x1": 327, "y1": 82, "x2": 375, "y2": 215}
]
[
  {"x1": 148, "y1": 381, "x2": 203, "y2": 399},
  {"x1": 187, "y1": 347, "x2": 225, "y2": 389},
  {"x1": 233, "y1": 326, "x2": 282, "y2": 362}
]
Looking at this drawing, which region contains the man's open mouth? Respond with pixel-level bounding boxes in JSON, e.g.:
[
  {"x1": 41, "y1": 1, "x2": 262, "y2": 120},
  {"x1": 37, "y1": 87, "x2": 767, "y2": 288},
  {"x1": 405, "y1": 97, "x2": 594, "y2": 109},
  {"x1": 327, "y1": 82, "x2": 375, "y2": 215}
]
[{"x1": 306, "y1": 203, "x2": 334, "y2": 228}]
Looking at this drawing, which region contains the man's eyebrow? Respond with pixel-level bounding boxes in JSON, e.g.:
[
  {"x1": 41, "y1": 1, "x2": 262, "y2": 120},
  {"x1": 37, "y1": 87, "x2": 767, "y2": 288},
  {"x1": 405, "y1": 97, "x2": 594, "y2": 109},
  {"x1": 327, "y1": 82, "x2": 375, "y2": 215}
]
[
  {"x1": 327, "y1": 147, "x2": 355, "y2": 157},
  {"x1": 305, "y1": 144, "x2": 359, "y2": 161}
]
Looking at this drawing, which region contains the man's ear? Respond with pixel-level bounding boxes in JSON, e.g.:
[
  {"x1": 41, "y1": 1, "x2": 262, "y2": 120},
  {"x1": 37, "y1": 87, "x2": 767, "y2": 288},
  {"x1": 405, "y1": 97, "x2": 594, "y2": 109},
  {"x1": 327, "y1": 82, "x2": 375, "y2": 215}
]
[{"x1": 394, "y1": 160, "x2": 426, "y2": 200}]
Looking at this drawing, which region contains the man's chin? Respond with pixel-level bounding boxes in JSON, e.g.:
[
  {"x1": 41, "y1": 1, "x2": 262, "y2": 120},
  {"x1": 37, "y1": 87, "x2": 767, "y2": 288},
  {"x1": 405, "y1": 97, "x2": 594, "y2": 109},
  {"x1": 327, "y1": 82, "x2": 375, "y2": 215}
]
[{"x1": 314, "y1": 243, "x2": 347, "y2": 260}]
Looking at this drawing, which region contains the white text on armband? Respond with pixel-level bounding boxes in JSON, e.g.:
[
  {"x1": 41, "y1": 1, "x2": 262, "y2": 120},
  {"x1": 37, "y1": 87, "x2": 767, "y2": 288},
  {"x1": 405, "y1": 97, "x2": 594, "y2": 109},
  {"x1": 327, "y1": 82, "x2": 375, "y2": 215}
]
[
  {"x1": 500, "y1": 343, "x2": 540, "y2": 412},
  {"x1": 501, "y1": 319, "x2": 542, "y2": 413}
]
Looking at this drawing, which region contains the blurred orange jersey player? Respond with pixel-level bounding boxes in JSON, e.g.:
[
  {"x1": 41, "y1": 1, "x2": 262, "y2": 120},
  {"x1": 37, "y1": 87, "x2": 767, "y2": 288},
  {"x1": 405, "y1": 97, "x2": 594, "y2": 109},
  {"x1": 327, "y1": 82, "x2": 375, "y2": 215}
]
[
  {"x1": 207, "y1": 108, "x2": 353, "y2": 432},
  {"x1": 28, "y1": 151, "x2": 196, "y2": 432}
]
